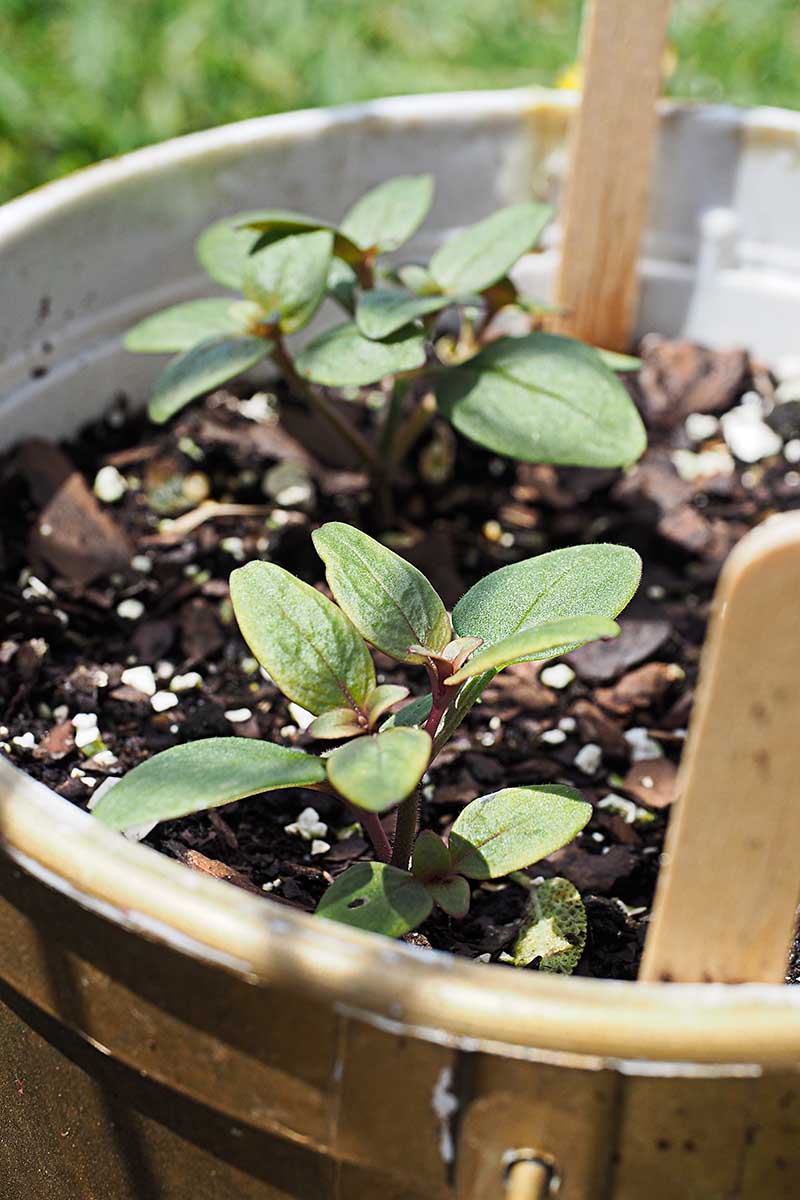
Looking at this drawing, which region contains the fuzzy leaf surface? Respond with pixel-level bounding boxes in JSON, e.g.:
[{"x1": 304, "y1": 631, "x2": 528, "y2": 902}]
[
  {"x1": 125, "y1": 298, "x2": 245, "y2": 353},
  {"x1": 316, "y1": 862, "x2": 432, "y2": 938},
  {"x1": 445, "y1": 616, "x2": 619, "y2": 685},
  {"x1": 340, "y1": 175, "x2": 434, "y2": 253},
  {"x1": 313, "y1": 523, "x2": 451, "y2": 662},
  {"x1": 453, "y1": 543, "x2": 641, "y2": 654},
  {"x1": 196, "y1": 212, "x2": 265, "y2": 289},
  {"x1": 429, "y1": 203, "x2": 550, "y2": 294},
  {"x1": 230, "y1": 561, "x2": 375, "y2": 716},
  {"x1": 437, "y1": 332, "x2": 647, "y2": 468},
  {"x1": 449, "y1": 785, "x2": 591, "y2": 880},
  {"x1": 149, "y1": 335, "x2": 271, "y2": 424},
  {"x1": 355, "y1": 289, "x2": 455, "y2": 340},
  {"x1": 92, "y1": 738, "x2": 325, "y2": 831},
  {"x1": 513, "y1": 876, "x2": 587, "y2": 973},
  {"x1": 326, "y1": 727, "x2": 431, "y2": 813},
  {"x1": 295, "y1": 321, "x2": 426, "y2": 387},
  {"x1": 382, "y1": 692, "x2": 433, "y2": 730},
  {"x1": 365, "y1": 684, "x2": 410, "y2": 726},
  {"x1": 242, "y1": 230, "x2": 333, "y2": 333}
]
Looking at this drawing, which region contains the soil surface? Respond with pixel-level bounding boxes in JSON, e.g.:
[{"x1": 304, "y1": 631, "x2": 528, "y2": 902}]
[{"x1": 2, "y1": 334, "x2": 799, "y2": 980}]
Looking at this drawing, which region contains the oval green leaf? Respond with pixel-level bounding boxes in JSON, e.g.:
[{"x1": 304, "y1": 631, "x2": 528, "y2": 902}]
[
  {"x1": 437, "y1": 332, "x2": 647, "y2": 468},
  {"x1": 125, "y1": 298, "x2": 245, "y2": 353},
  {"x1": 382, "y1": 691, "x2": 433, "y2": 731},
  {"x1": 316, "y1": 861, "x2": 433, "y2": 938},
  {"x1": 596, "y1": 348, "x2": 641, "y2": 372},
  {"x1": 365, "y1": 683, "x2": 410, "y2": 727},
  {"x1": 313, "y1": 522, "x2": 451, "y2": 662},
  {"x1": 340, "y1": 175, "x2": 434, "y2": 253},
  {"x1": 230, "y1": 560, "x2": 375, "y2": 716},
  {"x1": 91, "y1": 738, "x2": 325, "y2": 831},
  {"x1": 445, "y1": 616, "x2": 619, "y2": 686},
  {"x1": 513, "y1": 876, "x2": 587, "y2": 974},
  {"x1": 326, "y1": 727, "x2": 432, "y2": 813},
  {"x1": 240, "y1": 210, "x2": 362, "y2": 265},
  {"x1": 308, "y1": 708, "x2": 365, "y2": 740},
  {"x1": 295, "y1": 321, "x2": 426, "y2": 388},
  {"x1": 412, "y1": 829, "x2": 452, "y2": 881},
  {"x1": 453, "y1": 542, "x2": 641, "y2": 652},
  {"x1": 426, "y1": 875, "x2": 471, "y2": 918},
  {"x1": 196, "y1": 211, "x2": 266, "y2": 289},
  {"x1": 356, "y1": 289, "x2": 456, "y2": 340},
  {"x1": 429, "y1": 203, "x2": 551, "y2": 295},
  {"x1": 148, "y1": 335, "x2": 271, "y2": 424},
  {"x1": 449, "y1": 785, "x2": 591, "y2": 881},
  {"x1": 243, "y1": 229, "x2": 333, "y2": 334}
]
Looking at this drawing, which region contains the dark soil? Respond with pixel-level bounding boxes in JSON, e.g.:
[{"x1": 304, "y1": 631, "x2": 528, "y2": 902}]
[{"x1": 2, "y1": 334, "x2": 799, "y2": 980}]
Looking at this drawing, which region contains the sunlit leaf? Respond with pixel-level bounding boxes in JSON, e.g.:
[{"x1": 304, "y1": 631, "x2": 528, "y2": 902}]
[
  {"x1": 445, "y1": 616, "x2": 619, "y2": 685},
  {"x1": 429, "y1": 203, "x2": 551, "y2": 294},
  {"x1": 326, "y1": 727, "x2": 431, "y2": 813},
  {"x1": 230, "y1": 560, "x2": 375, "y2": 716},
  {"x1": 365, "y1": 684, "x2": 410, "y2": 726},
  {"x1": 316, "y1": 861, "x2": 432, "y2": 938},
  {"x1": 91, "y1": 738, "x2": 325, "y2": 830},
  {"x1": 595, "y1": 348, "x2": 641, "y2": 372},
  {"x1": 355, "y1": 289, "x2": 456, "y2": 340},
  {"x1": 308, "y1": 708, "x2": 365, "y2": 740},
  {"x1": 313, "y1": 522, "x2": 451, "y2": 662},
  {"x1": 148, "y1": 335, "x2": 271, "y2": 424},
  {"x1": 437, "y1": 332, "x2": 647, "y2": 468},
  {"x1": 125, "y1": 298, "x2": 246, "y2": 353},
  {"x1": 453, "y1": 543, "x2": 641, "y2": 652},
  {"x1": 196, "y1": 211, "x2": 265, "y2": 289},
  {"x1": 513, "y1": 876, "x2": 587, "y2": 973},
  {"x1": 340, "y1": 175, "x2": 434, "y2": 253},
  {"x1": 448, "y1": 785, "x2": 591, "y2": 880},
  {"x1": 295, "y1": 321, "x2": 426, "y2": 387},
  {"x1": 242, "y1": 229, "x2": 333, "y2": 333},
  {"x1": 239, "y1": 209, "x2": 362, "y2": 264}
]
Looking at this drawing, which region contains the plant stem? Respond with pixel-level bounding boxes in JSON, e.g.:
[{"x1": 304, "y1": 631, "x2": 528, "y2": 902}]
[
  {"x1": 270, "y1": 336, "x2": 380, "y2": 470},
  {"x1": 391, "y1": 786, "x2": 421, "y2": 870},
  {"x1": 361, "y1": 813, "x2": 393, "y2": 864},
  {"x1": 389, "y1": 391, "x2": 437, "y2": 467}
]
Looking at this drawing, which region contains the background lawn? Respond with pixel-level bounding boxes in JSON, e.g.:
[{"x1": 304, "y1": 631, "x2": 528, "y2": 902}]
[{"x1": 2, "y1": 0, "x2": 799, "y2": 203}]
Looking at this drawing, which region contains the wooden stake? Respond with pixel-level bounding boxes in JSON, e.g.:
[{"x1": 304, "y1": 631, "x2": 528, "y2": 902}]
[
  {"x1": 554, "y1": 0, "x2": 672, "y2": 350},
  {"x1": 641, "y1": 513, "x2": 800, "y2": 984}
]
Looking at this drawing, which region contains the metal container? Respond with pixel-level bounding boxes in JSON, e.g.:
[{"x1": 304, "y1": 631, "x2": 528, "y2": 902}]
[{"x1": 2, "y1": 90, "x2": 799, "y2": 1199}]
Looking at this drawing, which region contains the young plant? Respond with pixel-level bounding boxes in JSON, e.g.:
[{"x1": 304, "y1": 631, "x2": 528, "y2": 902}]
[
  {"x1": 125, "y1": 175, "x2": 646, "y2": 483},
  {"x1": 92, "y1": 524, "x2": 641, "y2": 943}
]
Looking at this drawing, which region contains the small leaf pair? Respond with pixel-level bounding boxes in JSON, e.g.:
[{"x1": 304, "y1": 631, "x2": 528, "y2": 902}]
[{"x1": 316, "y1": 784, "x2": 592, "y2": 939}]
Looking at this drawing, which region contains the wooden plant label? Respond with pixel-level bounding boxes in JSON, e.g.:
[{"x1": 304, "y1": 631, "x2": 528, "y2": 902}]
[
  {"x1": 641, "y1": 513, "x2": 800, "y2": 984},
  {"x1": 554, "y1": 0, "x2": 672, "y2": 350}
]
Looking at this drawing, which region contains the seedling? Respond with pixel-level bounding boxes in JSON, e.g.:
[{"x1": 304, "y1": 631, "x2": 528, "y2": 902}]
[
  {"x1": 93, "y1": 523, "x2": 641, "y2": 943},
  {"x1": 125, "y1": 176, "x2": 646, "y2": 484}
]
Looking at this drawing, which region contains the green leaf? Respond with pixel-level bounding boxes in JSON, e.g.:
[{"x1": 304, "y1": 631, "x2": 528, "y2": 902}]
[
  {"x1": 412, "y1": 829, "x2": 452, "y2": 881},
  {"x1": 340, "y1": 175, "x2": 434, "y2": 253},
  {"x1": 242, "y1": 230, "x2": 333, "y2": 334},
  {"x1": 429, "y1": 203, "x2": 551, "y2": 295},
  {"x1": 196, "y1": 211, "x2": 265, "y2": 289},
  {"x1": 295, "y1": 321, "x2": 426, "y2": 388},
  {"x1": 449, "y1": 785, "x2": 591, "y2": 880},
  {"x1": 445, "y1": 616, "x2": 619, "y2": 686},
  {"x1": 230, "y1": 560, "x2": 375, "y2": 716},
  {"x1": 316, "y1": 861, "x2": 432, "y2": 938},
  {"x1": 313, "y1": 523, "x2": 451, "y2": 662},
  {"x1": 596, "y1": 348, "x2": 641, "y2": 372},
  {"x1": 148, "y1": 335, "x2": 271, "y2": 424},
  {"x1": 365, "y1": 684, "x2": 410, "y2": 727},
  {"x1": 382, "y1": 692, "x2": 433, "y2": 730},
  {"x1": 426, "y1": 875, "x2": 471, "y2": 918},
  {"x1": 326, "y1": 727, "x2": 431, "y2": 813},
  {"x1": 394, "y1": 263, "x2": 439, "y2": 294},
  {"x1": 240, "y1": 210, "x2": 362, "y2": 265},
  {"x1": 356, "y1": 289, "x2": 455, "y2": 340},
  {"x1": 125, "y1": 298, "x2": 246, "y2": 353},
  {"x1": 437, "y1": 332, "x2": 647, "y2": 468},
  {"x1": 327, "y1": 258, "x2": 358, "y2": 314},
  {"x1": 91, "y1": 738, "x2": 325, "y2": 831},
  {"x1": 513, "y1": 877, "x2": 587, "y2": 974},
  {"x1": 452, "y1": 542, "x2": 641, "y2": 653},
  {"x1": 308, "y1": 708, "x2": 365, "y2": 740}
]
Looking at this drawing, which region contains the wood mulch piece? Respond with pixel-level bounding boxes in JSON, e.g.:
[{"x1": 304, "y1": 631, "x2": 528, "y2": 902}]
[{"x1": 2, "y1": 341, "x2": 800, "y2": 981}]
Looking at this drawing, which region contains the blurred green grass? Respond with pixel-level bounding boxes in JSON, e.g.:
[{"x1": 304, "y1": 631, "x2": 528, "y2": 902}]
[{"x1": 2, "y1": 0, "x2": 799, "y2": 203}]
